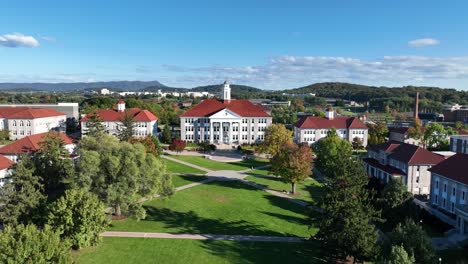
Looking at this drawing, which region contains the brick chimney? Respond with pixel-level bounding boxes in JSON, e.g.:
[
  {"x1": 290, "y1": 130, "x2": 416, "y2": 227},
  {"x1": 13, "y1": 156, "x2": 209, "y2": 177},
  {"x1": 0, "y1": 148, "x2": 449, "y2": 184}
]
[{"x1": 414, "y1": 92, "x2": 419, "y2": 120}]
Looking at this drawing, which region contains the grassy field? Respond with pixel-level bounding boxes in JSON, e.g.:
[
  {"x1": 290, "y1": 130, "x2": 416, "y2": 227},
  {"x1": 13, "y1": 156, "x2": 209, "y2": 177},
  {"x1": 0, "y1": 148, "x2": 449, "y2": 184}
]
[
  {"x1": 171, "y1": 175, "x2": 208, "y2": 188},
  {"x1": 244, "y1": 174, "x2": 324, "y2": 205},
  {"x1": 169, "y1": 155, "x2": 269, "y2": 171},
  {"x1": 164, "y1": 159, "x2": 207, "y2": 175},
  {"x1": 110, "y1": 180, "x2": 316, "y2": 238},
  {"x1": 74, "y1": 237, "x2": 325, "y2": 264}
]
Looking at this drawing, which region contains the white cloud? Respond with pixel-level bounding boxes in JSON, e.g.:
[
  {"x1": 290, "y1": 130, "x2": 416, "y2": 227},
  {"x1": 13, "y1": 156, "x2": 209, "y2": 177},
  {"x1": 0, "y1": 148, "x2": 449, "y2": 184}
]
[
  {"x1": 40, "y1": 36, "x2": 56, "y2": 42},
  {"x1": 0, "y1": 33, "x2": 40, "y2": 48},
  {"x1": 408, "y1": 38, "x2": 440, "y2": 47},
  {"x1": 162, "y1": 55, "x2": 468, "y2": 89}
]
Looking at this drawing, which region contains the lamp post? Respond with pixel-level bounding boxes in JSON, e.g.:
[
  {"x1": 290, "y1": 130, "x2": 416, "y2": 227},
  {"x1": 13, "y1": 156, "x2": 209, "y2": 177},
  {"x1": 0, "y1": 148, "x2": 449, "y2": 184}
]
[{"x1": 439, "y1": 257, "x2": 442, "y2": 264}]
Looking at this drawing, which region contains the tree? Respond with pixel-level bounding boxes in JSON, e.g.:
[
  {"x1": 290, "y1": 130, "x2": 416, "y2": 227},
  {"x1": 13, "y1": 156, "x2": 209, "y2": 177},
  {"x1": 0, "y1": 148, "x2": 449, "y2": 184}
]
[
  {"x1": 117, "y1": 109, "x2": 136, "y2": 141},
  {"x1": 129, "y1": 135, "x2": 163, "y2": 157},
  {"x1": 76, "y1": 134, "x2": 172, "y2": 218},
  {"x1": 85, "y1": 110, "x2": 106, "y2": 137},
  {"x1": 407, "y1": 118, "x2": 423, "y2": 142},
  {"x1": 352, "y1": 137, "x2": 364, "y2": 150},
  {"x1": 33, "y1": 132, "x2": 75, "y2": 197},
  {"x1": 161, "y1": 125, "x2": 172, "y2": 144},
  {"x1": 47, "y1": 189, "x2": 109, "y2": 249},
  {"x1": 169, "y1": 139, "x2": 186, "y2": 154},
  {"x1": 378, "y1": 245, "x2": 415, "y2": 264},
  {"x1": 0, "y1": 156, "x2": 45, "y2": 226},
  {"x1": 271, "y1": 142, "x2": 312, "y2": 193},
  {"x1": 368, "y1": 122, "x2": 389, "y2": 146},
  {"x1": 423, "y1": 122, "x2": 455, "y2": 150},
  {"x1": 316, "y1": 151, "x2": 380, "y2": 262},
  {"x1": 389, "y1": 219, "x2": 436, "y2": 264},
  {"x1": 314, "y1": 128, "x2": 353, "y2": 178},
  {"x1": 259, "y1": 124, "x2": 292, "y2": 156},
  {"x1": 0, "y1": 224, "x2": 71, "y2": 263},
  {"x1": 0, "y1": 129, "x2": 9, "y2": 140}
]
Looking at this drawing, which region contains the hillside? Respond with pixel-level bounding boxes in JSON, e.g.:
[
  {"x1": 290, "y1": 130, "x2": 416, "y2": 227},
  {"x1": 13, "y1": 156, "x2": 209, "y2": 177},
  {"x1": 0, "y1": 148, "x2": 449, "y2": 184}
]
[
  {"x1": 0, "y1": 80, "x2": 166, "y2": 92},
  {"x1": 191, "y1": 84, "x2": 264, "y2": 98}
]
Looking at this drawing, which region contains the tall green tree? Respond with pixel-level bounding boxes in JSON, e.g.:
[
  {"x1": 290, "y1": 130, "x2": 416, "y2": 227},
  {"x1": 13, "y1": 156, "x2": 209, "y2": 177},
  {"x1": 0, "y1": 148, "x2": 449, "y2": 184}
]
[
  {"x1": 0, "y1": 224, "x2": 71, "y2": 263},
  {"x1": 161, "y1": 125, "x2": 172, "y2": 144},
  {"x1": 271, "y1": 142, "x2": 313, "y2": 193},
  {"x1": 76, "y1": 134, "x2": 172, "y2": 218},
  {"x1": 117, "y1": 109, "x2": 136, "y2": 141},
  {"x1": 33, "y1": 132, "x2": 75, "y2": 197},
  {"x1": 314, "y1": 128, "x2": 353, "y2": 178},
  {"x1": 85, "y1": 110, "x2": 106, "y2": 137},
  {"x1": 378, "y1": 244, "x2": 415, "y2": 264},
  {"x1": 47, "y1": 189, "x2": 109, "y2": 249},
  {"x1": 368, "y1": 122, "x2": 389, "y2": 146},
  {"x1": 259, "y1": 124, "x2": 292, "y2": 156},
  {"x1": 407, "y1": 118, "x2": 424, "y2": 143},
  {"x1": 389, "y1": 219, "x2": 436, "y2": 264},
  {"x1": 316, "y1": 151, "x2": 380, "y2": 262},
  {"x1": 0, "y1": 156, "x2": 45, "y2": 226},
  {"x1": 423, "y1": 122, "x2": 455, "y2": 150}
]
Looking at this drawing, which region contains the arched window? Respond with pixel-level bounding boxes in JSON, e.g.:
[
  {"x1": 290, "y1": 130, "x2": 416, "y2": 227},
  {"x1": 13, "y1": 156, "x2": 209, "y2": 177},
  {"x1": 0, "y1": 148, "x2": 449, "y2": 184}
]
[
  {"x1": 20, "y1": 121, "x2": 24, "y2": 127},
  {"x1": 13, "y1": 120, "x2": 16, "y2": 126},
  {"x1": 27, "y1": 120, "x2": 31, "y2": 126}
]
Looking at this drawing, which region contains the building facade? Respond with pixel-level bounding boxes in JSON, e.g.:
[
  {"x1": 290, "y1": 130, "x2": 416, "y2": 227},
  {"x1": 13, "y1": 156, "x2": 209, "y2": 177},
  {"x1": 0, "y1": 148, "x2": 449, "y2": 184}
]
[
  {"x1": 364, "y1": 141, "x2": 445, "y2": 195},
  {"x1": 0, "y1": 107, "x2": 67, "y2": 140},
  {"x1": 430, "y1": 153, "x2": 468, "y2": 234},
  {"x1": 293, "y1": 109, "x2": 368, "y2": 146},
  {"x1": 0, "y1": 132, "x2": 76, "y2": 162},
  {"x1": 180, "y1": 82, "x2": 272, "y2": 145},
  {"x1": 0, "y1": 154, "x2": 14, "y2": 187},
  {"x1": 388, "y1": 126, "x2": 423, "y2": 146},
  {"x1": 450, "y1": 135, "x2": 468, "y2": 154},
  {"x1": 81, "y1": 100, "x2": 158, "y2": 138}
]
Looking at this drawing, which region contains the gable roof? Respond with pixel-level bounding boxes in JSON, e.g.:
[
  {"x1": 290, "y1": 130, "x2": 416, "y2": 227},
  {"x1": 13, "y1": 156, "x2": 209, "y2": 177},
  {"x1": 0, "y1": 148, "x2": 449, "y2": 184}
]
[
  {"x1": 429, "y1": 153, "x2": 468, "y2": 185},
  {"x1": 294, "y1": 116, "x2": 367, "y2": 129},
  {"x1": 0, "y1": 107, "x2": 65, "y2": 119},
  {"x1": 0, "y1": 132, "x2": 74, "y2": 155},
  {"x1": 371, "y1": 141, "x2": 445, "y2": 165},
  {"x1": 0, "y1": 154, "x2": 14, "y2": 170},
  {"x1": 180, "y1": 99, "x2": 270, "y2": 117},
  {"x1": 81, "y1": 108, "x2": 157, "y2": 122}
]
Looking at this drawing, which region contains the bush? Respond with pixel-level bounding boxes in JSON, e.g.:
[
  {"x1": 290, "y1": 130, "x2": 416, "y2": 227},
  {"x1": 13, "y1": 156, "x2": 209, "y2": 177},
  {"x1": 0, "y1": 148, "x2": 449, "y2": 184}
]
[{"x1": 169, "y1": 139, "x2": 186, "y2": 153}]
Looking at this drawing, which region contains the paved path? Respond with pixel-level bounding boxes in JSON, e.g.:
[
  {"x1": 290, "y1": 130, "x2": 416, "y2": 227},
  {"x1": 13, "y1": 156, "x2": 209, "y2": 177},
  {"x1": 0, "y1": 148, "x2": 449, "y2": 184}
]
[
  {"x1": 162, "y1": 155, "x2": 213, "y2": 173},
  {"x1": 101, "y1": 231, "x2": 306, "y2": 242}
]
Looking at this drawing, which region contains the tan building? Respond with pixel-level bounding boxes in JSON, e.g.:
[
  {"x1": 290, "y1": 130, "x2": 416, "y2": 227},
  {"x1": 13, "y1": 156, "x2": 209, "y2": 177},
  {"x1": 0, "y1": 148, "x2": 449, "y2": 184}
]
[
  {"x1": 0, "y1": 107, "x2": 66, "y2": 140},
  {"x1": 364, "y1": 141, "x2": 445, "y2": 195},
  {"x1": 430, "y1": 153, "x2": 468, "y2": 234}
]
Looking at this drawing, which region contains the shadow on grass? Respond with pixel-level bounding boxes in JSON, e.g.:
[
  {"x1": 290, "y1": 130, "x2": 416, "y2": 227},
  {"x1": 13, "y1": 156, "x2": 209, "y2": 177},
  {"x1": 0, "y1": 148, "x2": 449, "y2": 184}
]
[
  {"x1": 201, "y1": 239, "x2": 326, "y2": 264},
  {"x1": 263, "y1": 194, "x2": 310, "y2": 215},
  {"x1": 304, "y1": 182, "x2": 326, "y2": 206},
  {"x1": 229, "y1": 158, "x2": 269, "y2": 168},
  {"x1": 138, "y1": 207, "x2": 299, "y2": 237}
]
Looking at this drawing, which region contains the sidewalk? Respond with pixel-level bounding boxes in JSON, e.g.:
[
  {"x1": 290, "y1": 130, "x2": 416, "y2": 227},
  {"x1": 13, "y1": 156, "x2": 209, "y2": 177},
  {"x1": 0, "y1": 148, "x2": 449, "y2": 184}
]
[{"x1": 101, "y1": 231, "x2": 306, "y2": 243}]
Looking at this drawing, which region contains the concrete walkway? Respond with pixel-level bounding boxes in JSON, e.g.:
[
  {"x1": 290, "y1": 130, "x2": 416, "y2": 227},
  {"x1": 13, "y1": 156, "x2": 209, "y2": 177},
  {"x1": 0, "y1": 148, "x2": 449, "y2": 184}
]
[
  {"x1": 101, "y1": 231, "x2": 306, "y2": 243},
  {"x1": 162, "y1": 155, "x2": 213, "y2": 173}
]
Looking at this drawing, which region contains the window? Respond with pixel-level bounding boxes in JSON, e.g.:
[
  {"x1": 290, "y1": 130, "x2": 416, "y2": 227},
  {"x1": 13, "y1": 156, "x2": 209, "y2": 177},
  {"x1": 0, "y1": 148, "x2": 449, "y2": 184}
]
[
  {"x1": 13, "y1": 120, "x2": 16, "y2": 126},
  {"x1": 435, "y1": 180, "x2": 439, "y2": 189},
  {"x1": 443, "y1": 198, "x2": 446, "y2": 208},
  {"x1": 452, "y1": 187, "x2": 456, "y2": 196},
  {"x1": 451, "y1": 202, "x2": 455, "y2": 213},
  {"x1": 27, "y1": 120, "x2": 31, "y2": 126},
  {"x1": 444, "y1": 184, "x2": 447, "y2": 193},
  {"x1": 435, "y1": 195, "x2": 438, "y2": 204},
  {"x1": 462, "y1": 191, "x2": 466, "y2": 201},
  {"x1": 416, "y1": 176, "x2": 419, "y2": 183}
]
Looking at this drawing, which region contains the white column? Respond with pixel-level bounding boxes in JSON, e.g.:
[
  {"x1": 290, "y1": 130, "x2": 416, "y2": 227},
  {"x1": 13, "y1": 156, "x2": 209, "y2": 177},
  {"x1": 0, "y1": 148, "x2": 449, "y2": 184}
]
[
  {"x1": 210, "y1": 121, "x2": 214, "y2": 143},
  {"x1": 229, "y1": 122, "x2": 233, "y2": 144}
]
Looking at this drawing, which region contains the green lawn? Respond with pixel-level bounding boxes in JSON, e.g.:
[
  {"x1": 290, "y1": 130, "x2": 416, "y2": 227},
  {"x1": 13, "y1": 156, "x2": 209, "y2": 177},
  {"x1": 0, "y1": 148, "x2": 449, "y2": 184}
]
[
  {"x1": 110, "y1": 180, "x2": 316, "y2": 238},
  {"x1": 244, "y1": 175, "x2": 324, "y2": 205},
  {"x1": 171, "y1": 174, "x2": 207, "y2": 188},
  {"x1": 74, "y1": 237, "x2": 325, "y2": 264},
  {"x1": 164, "y1": 159, "x2": 207, "y2": 175},
  {"x1": 169, "y1": 155, "x2": 269, "y2": 171}
]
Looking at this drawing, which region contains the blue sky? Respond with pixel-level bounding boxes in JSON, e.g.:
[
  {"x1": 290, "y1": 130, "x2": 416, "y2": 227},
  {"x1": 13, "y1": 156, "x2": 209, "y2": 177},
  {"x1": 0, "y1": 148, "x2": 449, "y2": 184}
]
[{"x1": 1, "y1": 0, "x2": 468, "y2": 90}]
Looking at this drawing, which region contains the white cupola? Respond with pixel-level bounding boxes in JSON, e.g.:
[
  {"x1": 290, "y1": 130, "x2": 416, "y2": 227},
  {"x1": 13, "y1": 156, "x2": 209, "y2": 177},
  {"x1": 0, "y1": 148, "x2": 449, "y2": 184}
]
[
  {"x1": 117, "y1": 99, "x2": 126, "y2": 112},
  {"x1": 222, "y1": 80, "x2": 231, "y2": 101},
  {"x1": 325, "y1": 107, "x2": 334, "y2": 120}
]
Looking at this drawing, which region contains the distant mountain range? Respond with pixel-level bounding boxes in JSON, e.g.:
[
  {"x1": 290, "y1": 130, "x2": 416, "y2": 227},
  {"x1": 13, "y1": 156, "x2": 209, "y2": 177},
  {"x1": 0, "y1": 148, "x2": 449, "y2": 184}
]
[{"x1": 0, "y1": 81, "x2": 166, "y2": 92}]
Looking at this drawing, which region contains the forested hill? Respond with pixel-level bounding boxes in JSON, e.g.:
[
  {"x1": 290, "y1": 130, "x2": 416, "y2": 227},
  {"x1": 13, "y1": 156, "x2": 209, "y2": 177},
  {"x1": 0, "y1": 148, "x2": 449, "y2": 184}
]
[
  {"x1": 283, "y1": 82, "x2": 468, "y2": 105},
  {"x1": 191, "y1": 84, "x2": 265, "y2": 98},
  {"x1": 0, "y1": 81, "x2": 166, "y2": 92}
]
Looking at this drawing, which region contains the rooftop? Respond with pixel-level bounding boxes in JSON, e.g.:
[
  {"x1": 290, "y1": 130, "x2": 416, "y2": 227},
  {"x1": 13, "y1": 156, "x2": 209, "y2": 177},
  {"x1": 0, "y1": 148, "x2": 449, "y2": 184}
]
[
  {"x1": 429, "y1": 153, "x2": 468, "y2": 185},
  {"x1": 180, "y1": 99, "x2": 270, "y2": 117},
  {"x1": 295, "y1": 115, "x2": 367, "y2": 129},
  {"x1": 0, "y1": 132, "x2": 74, "y2": 155},
  {"x1": 0, "y1": 107, "x2": 65, "y2": 119}
]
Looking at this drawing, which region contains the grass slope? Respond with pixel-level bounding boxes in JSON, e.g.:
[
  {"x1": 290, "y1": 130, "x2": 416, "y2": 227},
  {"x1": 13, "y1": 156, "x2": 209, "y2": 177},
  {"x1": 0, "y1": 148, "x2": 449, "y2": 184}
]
[
  {"x1": 164, "y1": 159, "x2": 207, "y2": 175},
  {"x1": 171, "y1": 175, "x2": 207, "y2": 188},
  {"x1": 110, "y1": 180, "x2": 316, "y2": 238},
  {"x1": 74, "y1": 237, "x2": 325, "y2": 264},
  {"x1": 245, "y1": 174, "x2": 324, "y2": 205},
  {"x1": 169, "y1": 155, "x2": 268, "y2": 171}
]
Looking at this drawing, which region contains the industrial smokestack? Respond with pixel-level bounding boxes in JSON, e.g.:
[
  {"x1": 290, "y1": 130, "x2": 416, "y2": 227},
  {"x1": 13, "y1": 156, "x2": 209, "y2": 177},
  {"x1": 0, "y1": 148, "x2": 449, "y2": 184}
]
[{"x1": 414, "y1": 92, "x2": 419, "y2": 120}]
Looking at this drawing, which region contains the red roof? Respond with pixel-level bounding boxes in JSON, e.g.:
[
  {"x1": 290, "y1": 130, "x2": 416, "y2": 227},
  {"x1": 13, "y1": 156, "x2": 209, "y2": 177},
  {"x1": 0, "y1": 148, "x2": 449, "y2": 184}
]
[
  {"x1": 429, "y1": 153, "x2": 468, "y2": 185},
  {"x1": 180, "y1": 99, "x2": 270, "y2": 117},
  {"x1": 371, "y1": 141, "x2": 445, "y2": 165},
  {"x1": 0, "y1": 107, "x2": 65, "y2": 119},
  {"x1": 0, "y1": 154, "x2": 14, "y2": 170},
  {"x1": 81, "y1": 108, "x2": 157, "y2": 122},
  {"x1": 363, "y1": 158, "x2": 405, "y2": 176},
  {"x1": 294, "y1": 116, "x2": 367, "y2": 129},
  {"x1": 0, "y1": 132, "x2": 74, "y2": 155}
]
